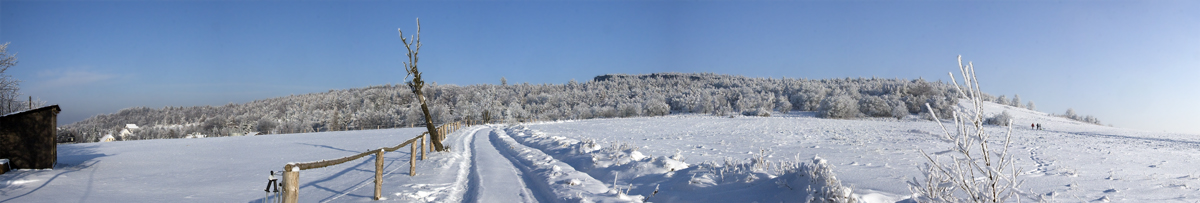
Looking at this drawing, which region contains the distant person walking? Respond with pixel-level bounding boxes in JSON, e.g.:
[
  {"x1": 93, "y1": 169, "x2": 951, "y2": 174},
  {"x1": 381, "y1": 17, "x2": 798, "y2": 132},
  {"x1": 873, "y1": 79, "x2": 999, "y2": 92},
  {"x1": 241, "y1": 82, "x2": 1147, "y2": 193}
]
[
  {"x1": 1031, "y1": 123, "x2": 1036, "y2": 130},
  {"x1": 1037, "y1": 123, "x2": 1042, "y2": 130}
]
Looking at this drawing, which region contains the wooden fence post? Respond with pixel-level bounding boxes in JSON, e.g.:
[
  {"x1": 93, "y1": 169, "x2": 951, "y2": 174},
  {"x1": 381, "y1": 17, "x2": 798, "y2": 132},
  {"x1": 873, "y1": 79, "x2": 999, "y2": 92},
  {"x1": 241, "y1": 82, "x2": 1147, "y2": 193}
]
[
  {"x1": 283, "y1": 168, "x2": 299, "y2": 203},
  {"x1": 374, "y1": 149, "x2": 384, "y2": 200},
  {"x1": 409, "y1": 142, "x2": 417, "y2": 176},
  {"x1": 420, "y1": 135, "x2": 426, "y2": 160}
]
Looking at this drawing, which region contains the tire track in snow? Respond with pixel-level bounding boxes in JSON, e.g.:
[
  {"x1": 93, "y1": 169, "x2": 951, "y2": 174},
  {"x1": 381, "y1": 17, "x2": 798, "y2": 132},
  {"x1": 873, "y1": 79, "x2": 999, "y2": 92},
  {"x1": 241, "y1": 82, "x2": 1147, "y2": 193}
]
[{"x1": 463, "y1": 127, "x2": 543, "y2": 203}]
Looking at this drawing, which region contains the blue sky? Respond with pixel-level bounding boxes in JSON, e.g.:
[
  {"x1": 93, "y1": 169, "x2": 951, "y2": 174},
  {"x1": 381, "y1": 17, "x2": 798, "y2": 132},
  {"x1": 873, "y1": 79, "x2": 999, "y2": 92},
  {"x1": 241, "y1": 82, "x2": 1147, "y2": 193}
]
[{"x1": 2, "y1": 1, "x2": 1197, "y2": 134}]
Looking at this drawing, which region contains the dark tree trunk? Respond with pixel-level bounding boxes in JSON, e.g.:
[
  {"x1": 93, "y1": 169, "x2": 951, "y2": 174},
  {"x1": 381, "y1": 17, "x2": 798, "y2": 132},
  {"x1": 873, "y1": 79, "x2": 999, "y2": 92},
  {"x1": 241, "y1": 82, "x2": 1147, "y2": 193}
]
[{"x1": 416, "y1": 93, "x2": 444, "y2": 151}]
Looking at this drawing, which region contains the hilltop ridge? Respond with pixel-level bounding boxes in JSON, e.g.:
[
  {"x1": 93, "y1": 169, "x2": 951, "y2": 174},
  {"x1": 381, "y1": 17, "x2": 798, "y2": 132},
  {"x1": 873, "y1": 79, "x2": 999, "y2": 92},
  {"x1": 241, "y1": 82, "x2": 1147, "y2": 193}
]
[{"x1": 60, "y1": 72, "x2": 1032, "y2": 143}]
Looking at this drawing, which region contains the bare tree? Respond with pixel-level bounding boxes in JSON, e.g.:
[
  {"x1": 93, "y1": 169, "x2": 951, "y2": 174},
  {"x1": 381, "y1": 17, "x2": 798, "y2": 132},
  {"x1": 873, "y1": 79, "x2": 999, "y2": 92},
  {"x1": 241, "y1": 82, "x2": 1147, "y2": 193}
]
[
  {"x1": 398, "y1": 19, "x2": 447, "y2": 151},
  {"x1": 0, "y1": 42, "x2": 22, "y2": 114}
]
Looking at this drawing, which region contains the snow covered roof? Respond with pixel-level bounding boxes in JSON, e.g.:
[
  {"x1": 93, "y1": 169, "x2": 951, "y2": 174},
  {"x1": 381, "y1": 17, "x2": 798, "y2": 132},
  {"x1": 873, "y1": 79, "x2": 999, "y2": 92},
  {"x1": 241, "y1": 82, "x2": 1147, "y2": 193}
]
[
  {"x1": 125, "y1": 124, "x2": 139, "y2": 129},
  {"x1": 0, "y1": 105, "x2": 60, "y2": 118}
]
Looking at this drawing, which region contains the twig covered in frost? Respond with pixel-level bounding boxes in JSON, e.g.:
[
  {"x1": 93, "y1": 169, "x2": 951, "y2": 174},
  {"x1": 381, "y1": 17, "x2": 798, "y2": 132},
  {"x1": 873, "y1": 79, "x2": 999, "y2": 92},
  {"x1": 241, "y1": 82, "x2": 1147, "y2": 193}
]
[{"x1": 909, "y1": 56, "x2": 1023, "y2": 203}]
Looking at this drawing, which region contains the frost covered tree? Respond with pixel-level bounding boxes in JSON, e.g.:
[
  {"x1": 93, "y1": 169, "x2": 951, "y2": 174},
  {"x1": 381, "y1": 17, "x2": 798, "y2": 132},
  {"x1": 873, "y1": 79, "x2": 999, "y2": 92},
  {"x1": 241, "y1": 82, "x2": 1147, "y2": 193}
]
[
  {"x1": 0, "y1": 42, "x2": 25, "y2": 114},
  {"x1": 397, "y1": 19, "x2": 447, "y2": 151},
  {"x1": 774, "y1": 95, "x2": 792, "y2": 113},
  {"x1": 1065, "y1": 108, "x2": 1078, "y2": 120},
  {"x1": 818, "y1": 93, "x2": 860, "y2": 119},
  {"x1": 645, "y1": 100, "x2": 670, "y2": 116},
  {"x1": 858, "y1": 96, "x2": 893, "y2": 118},
  {"x1": 1025, "y1": 101, "x2": 1035, "y2": 111},
  {"x1": 1010, "y1": 94, "x2": 1022, "y2": 108},
  {"x1": 995, "y1": 95, "x2": 1007, "y2": 106}
]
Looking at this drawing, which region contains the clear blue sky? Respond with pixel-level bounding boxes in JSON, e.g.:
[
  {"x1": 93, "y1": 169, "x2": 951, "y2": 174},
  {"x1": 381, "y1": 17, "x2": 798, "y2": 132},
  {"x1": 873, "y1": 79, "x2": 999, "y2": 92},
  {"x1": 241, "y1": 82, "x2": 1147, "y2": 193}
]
[{"x1": 2, "y1": 1, "x2": 1197, "y2": 134}]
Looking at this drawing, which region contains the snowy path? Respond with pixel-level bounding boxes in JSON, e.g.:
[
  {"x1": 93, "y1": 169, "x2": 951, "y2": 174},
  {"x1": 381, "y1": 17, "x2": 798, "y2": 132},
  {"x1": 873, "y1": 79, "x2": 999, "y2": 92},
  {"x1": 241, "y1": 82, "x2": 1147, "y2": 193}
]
[{"x1": 464, "y1": 128, "x2": 542, "y2": 203}]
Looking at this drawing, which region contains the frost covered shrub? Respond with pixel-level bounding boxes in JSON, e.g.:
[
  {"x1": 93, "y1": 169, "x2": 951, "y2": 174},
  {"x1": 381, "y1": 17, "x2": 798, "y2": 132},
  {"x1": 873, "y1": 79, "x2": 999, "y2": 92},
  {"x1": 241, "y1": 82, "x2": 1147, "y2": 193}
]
[
  {"x1": 645, "y1": 100, "x2": 670, "y2": 116},
  {"x1": 984, "y1": 111, "x2": 1012, "y2": 126},
  {"x1": 910, "y1": 56, "x2": 1022, "y2": 203},
  {"x1": 741, "y1": 107, "x2": 771, "y2": 117},
  {"x1": 773, "y1": 156, "x2": 858, "y2": 203},
  {"x1": 818, "y1": 94, "x2": 860, "y2": 119},
  {"x1": 775, "y1": 95, "x2": 793, "y2": 113},
  {"x1": 803, "y1": 156, "x2": 858, "y2": 203},
  {"x1": 1059, "y1": 108, "x2": 1103, "y2": 125},
  {"x1": 1010, "y1": 94, "x2": 1022, "y2": 108},
  {"x1": 890, "y1": 100, "x2": 909, "y2": 119},
  {"x1": 618, "y1": 102, "x2": 644, "y2": 117},
  {"x1": 858, "y1": 96, "x2": 893, "y2": 118},
  {"x1": 596, "y1": 106, "x2": 618, "y2": 118}
]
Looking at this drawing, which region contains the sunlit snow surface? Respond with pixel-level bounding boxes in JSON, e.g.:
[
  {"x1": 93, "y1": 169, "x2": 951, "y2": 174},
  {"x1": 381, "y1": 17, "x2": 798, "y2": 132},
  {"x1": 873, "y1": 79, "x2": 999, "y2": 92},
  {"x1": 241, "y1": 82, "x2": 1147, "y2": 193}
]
[
  {"x1": 522, "y1": 101, "x2": 1200, "y2": 202},
  {"x1": 2, "y1": 101, "x2": 1199, "y2": 202},
  {"x1": 0, "y1": 128, "x2": 456, "y2": 203}
]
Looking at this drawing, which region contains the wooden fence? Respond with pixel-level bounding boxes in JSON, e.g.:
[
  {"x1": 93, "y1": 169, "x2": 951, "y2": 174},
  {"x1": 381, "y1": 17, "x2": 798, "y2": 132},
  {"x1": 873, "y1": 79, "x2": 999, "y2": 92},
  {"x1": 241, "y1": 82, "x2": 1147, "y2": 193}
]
[{"x1": 279, "y1": 121, "x2": 467, "y2": 203}]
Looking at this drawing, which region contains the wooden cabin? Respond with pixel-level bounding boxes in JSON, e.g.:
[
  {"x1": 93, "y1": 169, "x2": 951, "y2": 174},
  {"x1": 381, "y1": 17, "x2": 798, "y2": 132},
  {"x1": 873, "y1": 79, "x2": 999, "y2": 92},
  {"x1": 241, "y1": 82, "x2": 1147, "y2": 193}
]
[{"x1": 0, "y1": 105, "x2": 61, "y2": 169}]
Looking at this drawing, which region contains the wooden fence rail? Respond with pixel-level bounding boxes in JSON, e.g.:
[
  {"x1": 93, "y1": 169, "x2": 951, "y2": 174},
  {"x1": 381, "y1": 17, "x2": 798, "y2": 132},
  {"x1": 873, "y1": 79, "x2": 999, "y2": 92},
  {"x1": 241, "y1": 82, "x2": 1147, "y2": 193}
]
[{"x1": 280, "y1": 121, "x2": 467, "y2": 203}]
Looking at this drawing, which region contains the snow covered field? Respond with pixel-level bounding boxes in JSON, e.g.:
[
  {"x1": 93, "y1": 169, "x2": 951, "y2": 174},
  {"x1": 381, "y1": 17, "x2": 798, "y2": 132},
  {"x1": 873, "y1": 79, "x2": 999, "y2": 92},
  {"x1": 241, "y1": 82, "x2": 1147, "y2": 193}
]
[
  {"x1": 518, "y1": 101, "x2": 1200, "y2": 202},
  {"x1": 2, "y1": 101, "x2": 1198, "y2": 202}
]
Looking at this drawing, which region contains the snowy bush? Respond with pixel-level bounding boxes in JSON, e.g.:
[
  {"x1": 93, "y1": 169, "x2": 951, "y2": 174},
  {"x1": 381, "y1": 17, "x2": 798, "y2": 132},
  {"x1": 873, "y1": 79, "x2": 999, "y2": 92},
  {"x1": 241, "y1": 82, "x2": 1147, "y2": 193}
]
[
  {"x1": 741, "y1": 107, "x2": 771, "y2": 117},
  {"x1": 645, "y1": 100, "x2": 671, "y2": 116},
  {"x1": 819, "y1": 94, "x2": 861, "y2": 119},
  {"x1": 1059, "y1": 108, "x2": 1102, "y2": 125},
  {"x1": 889, "y1": 99, "x2": 909, "y2": 119},
  {"x1": 775, "y1": 95, "x2": 793, "y2": 113},
  {"x1": 910, "y1": 56, "x2": 1022, "y2": 203},
  {"x1": 801, "y1": 156, "x2": 858, "y2": 203},
  {"x1": 984, "y1": 111, "x2": 1012, "y2": 126},
  {"x1": 1064, "y1": 108, "x2": 1077, "y2": 119},
  {"x1": 618, "y1": 102, "x2": 644, "y2": 118},
  {"x1": 858, "y1": 96, "x2": 893, "y2": 118},
  {"x1": 1010, "y1": 94, "x2": 1022, "y2": 108}
]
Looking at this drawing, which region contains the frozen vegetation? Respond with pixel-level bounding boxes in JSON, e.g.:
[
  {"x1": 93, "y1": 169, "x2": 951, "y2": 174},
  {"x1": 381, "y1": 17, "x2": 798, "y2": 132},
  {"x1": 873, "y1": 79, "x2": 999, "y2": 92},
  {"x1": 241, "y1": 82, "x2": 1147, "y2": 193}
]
[{"x1": 59, "y1": 73, "x2": 974, "y2": 143}]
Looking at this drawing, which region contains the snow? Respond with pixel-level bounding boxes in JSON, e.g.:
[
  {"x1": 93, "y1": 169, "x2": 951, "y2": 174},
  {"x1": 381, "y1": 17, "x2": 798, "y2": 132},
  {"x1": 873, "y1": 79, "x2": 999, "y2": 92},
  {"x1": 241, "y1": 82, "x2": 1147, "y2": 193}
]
[
  {"x1": 0, "y1": 128, "x2": 449, "y2": 202},
  {"x1": 518, "y1": 101, "x2": 1200, "y2": 202},
  {"x1": 2, "y1": 100, "x2": 1198, "y2": 202}
]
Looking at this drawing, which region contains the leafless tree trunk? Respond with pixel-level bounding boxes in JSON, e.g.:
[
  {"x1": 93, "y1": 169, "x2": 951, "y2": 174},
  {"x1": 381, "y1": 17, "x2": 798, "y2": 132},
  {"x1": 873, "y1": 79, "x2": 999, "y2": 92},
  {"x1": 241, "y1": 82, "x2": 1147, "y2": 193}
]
[{"x1": 398, "y1": 19, "x2": 446, "y2": 151}]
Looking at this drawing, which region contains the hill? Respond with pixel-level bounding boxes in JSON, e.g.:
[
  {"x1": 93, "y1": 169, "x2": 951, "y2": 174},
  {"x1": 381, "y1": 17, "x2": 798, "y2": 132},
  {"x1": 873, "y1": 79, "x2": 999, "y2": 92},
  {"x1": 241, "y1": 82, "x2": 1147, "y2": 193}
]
[{"x1": 59, "y1": 73, "x2": 974, "y2": 143}]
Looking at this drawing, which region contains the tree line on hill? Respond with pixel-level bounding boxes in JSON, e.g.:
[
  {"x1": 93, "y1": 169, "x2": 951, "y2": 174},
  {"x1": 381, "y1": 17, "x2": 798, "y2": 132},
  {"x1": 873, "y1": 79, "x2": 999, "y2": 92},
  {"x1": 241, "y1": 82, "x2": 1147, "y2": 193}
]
[{"x1": 58, "y1": 72, "x2": 1093, "y2": 143}]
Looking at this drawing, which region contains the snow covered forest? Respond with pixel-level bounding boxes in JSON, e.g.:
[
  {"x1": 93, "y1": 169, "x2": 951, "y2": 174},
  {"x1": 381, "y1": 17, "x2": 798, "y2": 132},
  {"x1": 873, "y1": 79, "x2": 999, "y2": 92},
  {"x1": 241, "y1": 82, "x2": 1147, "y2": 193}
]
[{"x1": 57, "y1": 72, "x2": 1094, "y2": 143}]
